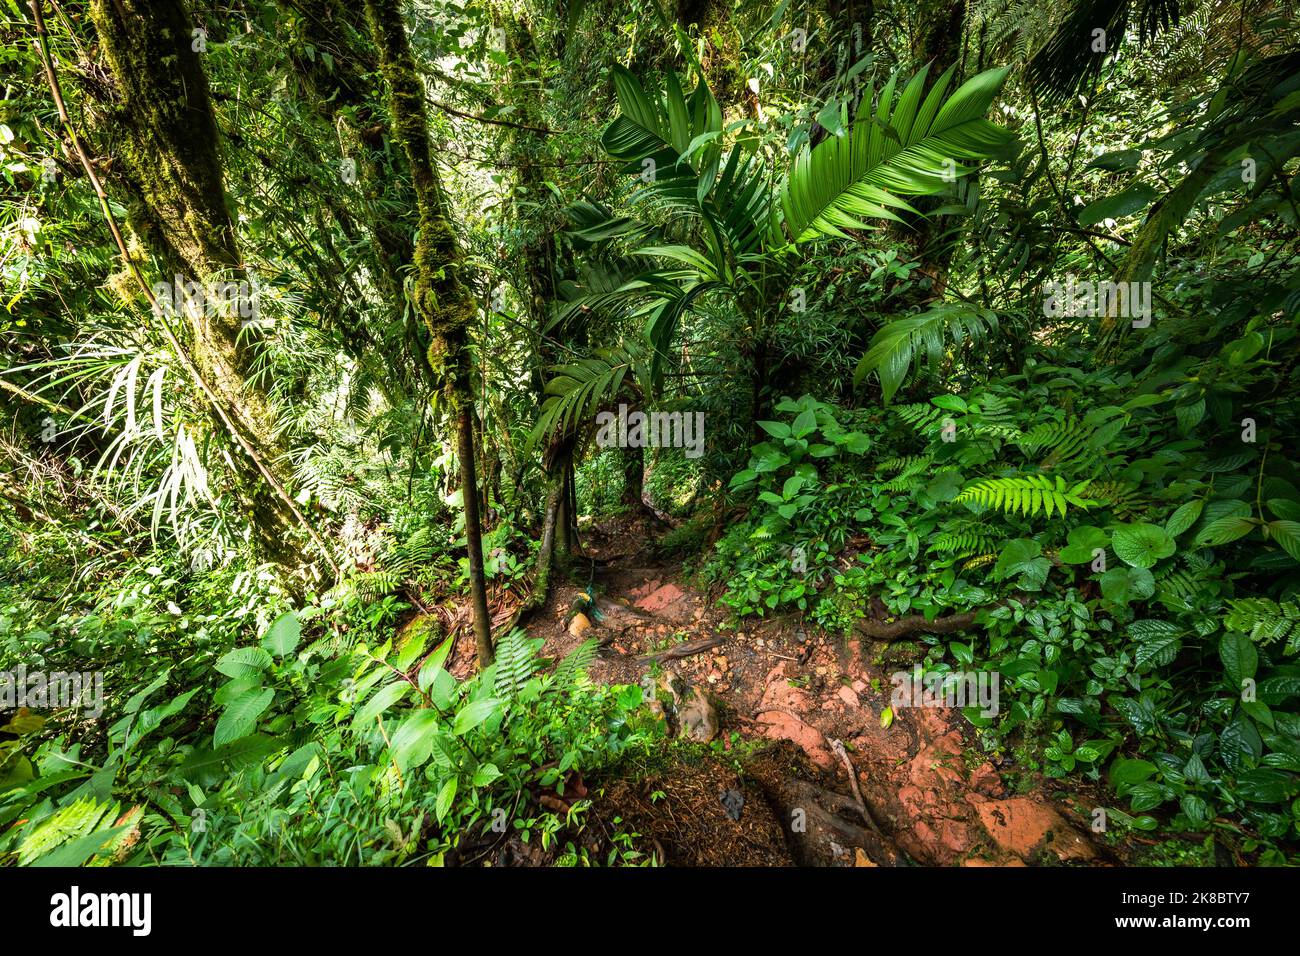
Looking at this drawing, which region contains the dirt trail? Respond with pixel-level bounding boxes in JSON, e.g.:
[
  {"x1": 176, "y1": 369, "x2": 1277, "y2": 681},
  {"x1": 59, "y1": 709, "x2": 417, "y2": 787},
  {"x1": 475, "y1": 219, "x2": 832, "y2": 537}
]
[{"x1": 522, "y1": 516, "x2": 1113, "y2": 867}]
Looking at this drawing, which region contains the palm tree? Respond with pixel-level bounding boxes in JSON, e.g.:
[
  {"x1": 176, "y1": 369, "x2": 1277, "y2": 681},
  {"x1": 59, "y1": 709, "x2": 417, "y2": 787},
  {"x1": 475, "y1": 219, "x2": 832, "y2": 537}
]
[{"x1": 531, "y1": 60, "x2": 1017, "y2": 444}]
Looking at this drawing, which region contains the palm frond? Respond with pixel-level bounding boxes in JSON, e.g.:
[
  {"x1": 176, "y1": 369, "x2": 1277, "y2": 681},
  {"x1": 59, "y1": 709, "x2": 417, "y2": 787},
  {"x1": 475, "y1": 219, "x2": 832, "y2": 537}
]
[
  {"x1": 854, "y1": 303, "x2": 1000, "y2": 402},
  {"x1": 779, "y1": 65, "x2": 1015, "y2": 244}
]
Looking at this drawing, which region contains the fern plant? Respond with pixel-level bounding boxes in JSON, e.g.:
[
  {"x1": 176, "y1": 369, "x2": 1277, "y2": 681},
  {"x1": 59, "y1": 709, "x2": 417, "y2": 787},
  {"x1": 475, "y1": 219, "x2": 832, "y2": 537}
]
[
  {"x1": 956, "y1": 474, "x2": 1104, "y2": 518},
  {"x1": 493, "y1": 627, "x2": 545, "y2": 700},
  {"x1": 1224, "y1": 598, "x2": 1300, "y2": 654},
  {"x1": 932, "y1": 521, "x2": 1002, "y2": 558}
]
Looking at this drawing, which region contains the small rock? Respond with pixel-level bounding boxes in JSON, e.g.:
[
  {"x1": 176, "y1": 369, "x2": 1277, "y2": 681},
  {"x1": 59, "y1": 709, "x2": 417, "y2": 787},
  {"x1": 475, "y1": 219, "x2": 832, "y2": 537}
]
[
  {"x1": 720, "y1": 789, "x2": 744, "y2": 821},
  {"x1": 837, "y1": 686, "x2": 860, "y2": 708},
  {"x1": 679, "y1": 686, "x2": 719, "y2": 742},
  {"x1": 568, "y1": 612, "x2": 592, "y2": 637}
]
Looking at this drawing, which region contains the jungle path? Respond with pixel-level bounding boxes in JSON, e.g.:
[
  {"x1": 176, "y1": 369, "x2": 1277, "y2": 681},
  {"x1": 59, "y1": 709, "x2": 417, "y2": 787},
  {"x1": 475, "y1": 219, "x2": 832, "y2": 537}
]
[{"x1": 506, "y1": 514, "x2": 1117, "y2": 867}]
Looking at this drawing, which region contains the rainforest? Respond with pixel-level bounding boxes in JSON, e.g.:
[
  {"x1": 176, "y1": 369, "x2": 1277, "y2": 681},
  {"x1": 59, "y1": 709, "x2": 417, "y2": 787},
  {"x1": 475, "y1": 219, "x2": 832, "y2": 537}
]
[{"x1": 1, "y1": 0, "x2": 1299, "y2": 879}]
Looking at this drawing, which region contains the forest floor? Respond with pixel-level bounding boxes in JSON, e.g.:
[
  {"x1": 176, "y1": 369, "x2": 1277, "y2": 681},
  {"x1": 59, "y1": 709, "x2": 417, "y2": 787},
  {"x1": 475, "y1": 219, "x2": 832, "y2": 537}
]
[{"x1": 442, "y1": 513, "x2": 1123, "y2": 867}]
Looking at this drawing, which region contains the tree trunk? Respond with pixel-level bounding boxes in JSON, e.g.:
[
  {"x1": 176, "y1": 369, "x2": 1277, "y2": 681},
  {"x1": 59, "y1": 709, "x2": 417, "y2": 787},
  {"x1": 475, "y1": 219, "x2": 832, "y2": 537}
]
[
  {"x1": 891, "y1": 0, "x2": 967, "y2": 299},
  {"x1": 364, "y1": 0, "x2": 493, "y2": 664},
  {"x1": 528, "y1": 473, "x2": 564, "y2": 610},
  {"x1": 622, "y1": 445, "x2": 645, "y2": 511},
  {"x1": 88, "y1": 0, "x2": 303, "y2": 567},
  {"x1": 277, "y1": 0, "x2": 430, "y2": 390}
]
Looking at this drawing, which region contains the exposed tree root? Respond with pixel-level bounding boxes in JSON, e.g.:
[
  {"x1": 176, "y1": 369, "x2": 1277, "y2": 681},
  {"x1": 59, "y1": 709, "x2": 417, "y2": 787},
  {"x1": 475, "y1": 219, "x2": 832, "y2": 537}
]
[{"x1": 854, "y1": 609, "x2": 983, "y2": 641}]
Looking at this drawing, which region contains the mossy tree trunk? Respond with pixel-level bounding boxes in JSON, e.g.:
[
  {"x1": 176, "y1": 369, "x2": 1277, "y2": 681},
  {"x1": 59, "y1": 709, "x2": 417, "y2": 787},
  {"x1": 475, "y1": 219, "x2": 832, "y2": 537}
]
[
  {"x1": 88, "y1": 0, "x2": 302, "y2": 566},
  {"x1": 364, "y1": 0, "x2": 493, "y2": 665}
]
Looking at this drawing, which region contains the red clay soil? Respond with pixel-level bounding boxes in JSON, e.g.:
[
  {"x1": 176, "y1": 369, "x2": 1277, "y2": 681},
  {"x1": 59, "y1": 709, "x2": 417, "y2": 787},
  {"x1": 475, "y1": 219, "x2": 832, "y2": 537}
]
[{"x1": 510, "y1": 515, "x2": 1112, "y2": 866}]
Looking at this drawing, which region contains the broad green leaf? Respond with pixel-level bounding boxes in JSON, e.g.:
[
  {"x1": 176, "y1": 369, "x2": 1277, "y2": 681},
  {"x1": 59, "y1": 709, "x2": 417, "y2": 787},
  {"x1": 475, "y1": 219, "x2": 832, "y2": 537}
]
[
  {"x1": 261, "y1": 611, "x2": 301, "y2": 658},
  {"x1": 1112, "y1": 523, "x2": 1176, "y2": 569},
  {"x1": 214, "y1": 687, "x2": 274, "y2": 747},
  {"x1": 215, "y1": 646, "x2": 272, "y2": 680},
  {"x1": 452, "y1": 698, "x2": 501, "y2": 735}
]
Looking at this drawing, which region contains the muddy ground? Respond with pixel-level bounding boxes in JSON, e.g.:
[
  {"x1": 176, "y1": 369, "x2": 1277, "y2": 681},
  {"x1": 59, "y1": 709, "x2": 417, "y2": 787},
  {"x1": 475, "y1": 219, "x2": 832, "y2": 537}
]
[{"x1": 441, "y1": 514, "x2": 1118, "y2": 867}]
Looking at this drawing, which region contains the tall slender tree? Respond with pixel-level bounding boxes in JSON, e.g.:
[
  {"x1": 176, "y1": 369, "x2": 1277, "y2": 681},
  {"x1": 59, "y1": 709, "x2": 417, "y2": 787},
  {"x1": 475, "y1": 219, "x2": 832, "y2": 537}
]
[{"x1": 363, "y1": 0, "x2": 494, "y2": 664}]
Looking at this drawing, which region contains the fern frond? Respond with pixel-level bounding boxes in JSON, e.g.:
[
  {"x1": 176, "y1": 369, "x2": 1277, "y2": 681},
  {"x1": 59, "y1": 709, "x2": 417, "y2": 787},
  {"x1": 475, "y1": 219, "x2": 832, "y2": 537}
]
[
  {"x1": 878, "y1": 455, "x2": 930, "y2": 489},
  {"x1": 932, "y1": 522, "x2": 1001, "y2": 557},
  {"x1": 493, "y1": 628, "x2": 544, "y2": 700},
  {"x1": 553, "y1": 638, "x2": 600, "y2": 688},
  {"x1": 895, "y1": 403, "x2": 946, "y2": 433},
  {"x1": 955, "y1": 474, "x2": 1105, "y2": 518},
  {"x1": 1088, "y1": 480, "x2": 1144, "y2": 518},
  {"x1": 1224, "y1": 598, "x2": 1300, "y2": 654}
]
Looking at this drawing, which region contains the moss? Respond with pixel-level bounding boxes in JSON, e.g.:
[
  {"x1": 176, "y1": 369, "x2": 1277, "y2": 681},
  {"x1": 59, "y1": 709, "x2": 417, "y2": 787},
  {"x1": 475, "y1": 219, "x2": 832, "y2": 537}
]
[
  {"x1": 89, "y1": 0, "x2": 301, "y2": 563},
  {"x1": 364, "y1": 0, "x2": 477, "y2": 384},
  {"x1": 89, "y1": 0, "x2": 239, "y2": 280}
]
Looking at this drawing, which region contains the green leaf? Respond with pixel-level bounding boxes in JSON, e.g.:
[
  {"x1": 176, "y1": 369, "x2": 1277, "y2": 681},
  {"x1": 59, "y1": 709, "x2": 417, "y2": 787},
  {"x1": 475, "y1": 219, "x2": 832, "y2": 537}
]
[
  {"x1": 791, "y1": 408, "x2": 817, "y2": 438},
  {"x1": 1059, "y1": 525, "x2": 1110, "y2": 564},
  {"x1": 1235, "y1": 768, "x2": 1297, "y2": 804},
  {"x1": 931, "y1": 394, "x2": 968, "y2": 412},
  {"x1": 214, "y1": 646, "x2": 272, "y2": 680},
  {"x1": 1219, "y1": 632, "x2": 1258, "y2": 687},
  {"x1": 1219, "y1": 713, "x2": 1262, "y2": 772},
  {"x1": 1164, "y1": 500, "x2": 1204, "y2": 538},
  {"x1": 1195, "y1": 516, "x2": 1257, "y2": 547},
  {"x1": 1077, "y1": 182, "x2": 1159, "y2": 226},
  {"x1": 435, "y1": 776, "x2": 458, "y2": 823},
  {"x1": 214, "y1": 687, "x2": 274, "y2": 747},
  {"x1": 452, "y1": 698, "x2": 501, "y2": 735},
  {"x1": 1266, "y1": 520, "x2": 1300, "y2": 561},
  {"x1": 353, "y1": 681, "x2": 411, "y2": 728},
  {"x1": 1100, "y1": 566, "x2": 1156, "y2": 606},
  {"x1": 757, "y1": 420, "x2": 791, "y2": 439},
  {"x1": 261, "y1": 611, "x2": 301, "y2": 658},
  {"x1": 1086, "y1": 148, "x2": 1142, "y2": 172},
  {"x1": 781, "y1": 65, "x2": 1014, "y2": 243},
  {"x1": 1112, "y1": 523, "x2": 1176, "y2": 569},
  {"x1": 389, "y1": 711, "x2": 441, "y2": 770},
  {"x1": 1109, "y1": 757, "x2": 1157, "y2": 786},
  {"x1": 993, "y1": 538, "x2": 1050, "y2": 589}
]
